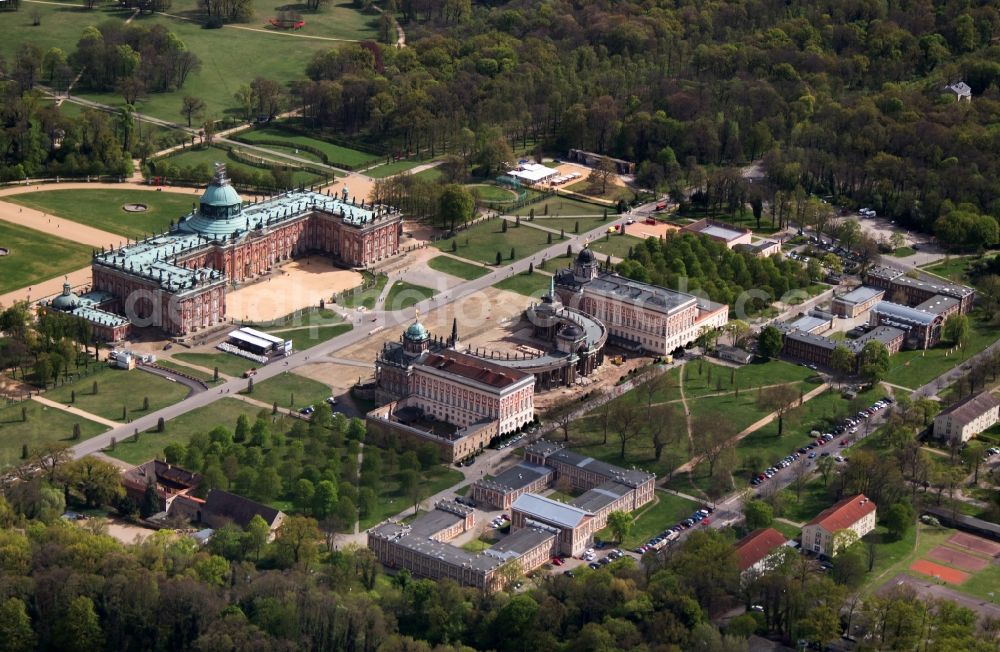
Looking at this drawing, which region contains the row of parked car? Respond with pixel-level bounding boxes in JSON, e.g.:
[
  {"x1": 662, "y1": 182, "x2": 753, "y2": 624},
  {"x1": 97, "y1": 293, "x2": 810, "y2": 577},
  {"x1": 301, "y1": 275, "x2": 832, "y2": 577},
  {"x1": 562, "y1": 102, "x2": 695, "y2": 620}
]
[
  {"x1": 633, "y1": 506, "x2": 715, "y2": 554},
  {"x1": 749, "y1": 397, "x2": 893, "y2": 487}
]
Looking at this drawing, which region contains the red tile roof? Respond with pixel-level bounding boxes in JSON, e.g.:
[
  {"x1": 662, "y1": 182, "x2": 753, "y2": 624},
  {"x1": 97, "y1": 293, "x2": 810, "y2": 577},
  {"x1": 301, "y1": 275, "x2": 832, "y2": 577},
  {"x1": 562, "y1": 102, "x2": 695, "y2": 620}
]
[
  {"x1": 806, "y1": 494, "x2": 876, "y2": 532},
  {"x1": 735, "y1": 528, "x2": 788, "y2": 571},
  {"x1": 418, "y1": 351, "x2": 530, "y2": 389}
]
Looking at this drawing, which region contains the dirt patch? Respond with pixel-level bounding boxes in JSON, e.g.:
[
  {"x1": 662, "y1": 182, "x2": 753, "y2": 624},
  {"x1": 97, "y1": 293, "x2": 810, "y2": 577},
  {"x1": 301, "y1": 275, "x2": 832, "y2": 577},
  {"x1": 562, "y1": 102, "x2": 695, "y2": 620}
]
[
  {"x1": 624, "y1": 220, "x2": 679, "y2": 240},
  {"x1": 334, "y1": 287, "x2": 530, "y2": 365},
  {"x1": 226, "y1": 256, "x2": 362, "y2": 322},
  {"x1": 927, "y1": 545, "x2": 990, "y2": 572},
  {"x1": 910, "y1": 559, "x2": 970, "y2": 584},
  {"x1": 0, "y1": 376, "x2": 33, "y2": 400},
  {"x1": 78, "y1": 517, "x2": 157, "y2": 546},
  {"x1": 296, "y1": 361, "x2": 375, "y2": 392},
  {"x1": 948, "y1": 531, "x2": 1000, "y2": 557},
  {"x1": 339, "y1": 173, "x2": 375, "y2": 203}
]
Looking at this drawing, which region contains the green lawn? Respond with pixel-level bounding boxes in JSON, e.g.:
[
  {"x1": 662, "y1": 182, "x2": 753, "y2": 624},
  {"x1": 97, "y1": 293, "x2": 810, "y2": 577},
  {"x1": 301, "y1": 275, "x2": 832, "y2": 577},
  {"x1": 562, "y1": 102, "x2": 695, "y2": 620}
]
[
  {"x1": 493, "y1": 271, "x2": 553, "y2": 298},
  {"x1": 524, "y1": 215, "x2": 613, "y2": 236},
  {"x1": 892, "y1": 247, "x2": 916, "y2": 258},
  {"x1": 0, "y1": 221, "x2": 95, "y2": 295},
  {"x1": 778, "y1": 475, "x2": 839, "y2": 524},
  {"x1": 337, "y1": 273, "x2": 387, "y2": 310},
  {"x1": 413, "y1": 167, "x2": 444, "y2": 182},
  {"x1": 539, "y1": 254, "x2": 574, "y2": 273},
  {"x1": 510, "y1": 197, "x2": 609, "y2": 217},
  {"x1": 587, "y1": 234, "x2": 645, "y2": 260},
  {"x1": 155, "y1": 145, "x2": 325, "y2": 187},
  {"x1": 243, "y1": 371, "x2": 332, "y2": 411},
  {"x1": 596, "y1": 490, "x2": 699, "y2": 548},
  {"x1": 565, "y1": 179, "x2": 632, "y2": 204},
  {"x1": 467, "y1": 184, "x2": 519, "y2": 202},
  {"x1": 65, "y1": 9, "x2": 346, "y2": 123},
  {"x1": 434, "y1": 219, "x2": 553, "y2": 265},
  {"x1": 919, "y1": 255, "x2": 994, "y2": 284},
  {"x1": 426, "y1": 256, "x2": 489, "y2": 280},
  {"x1": 770, "y1": 520, "x2": 802, "y2": 540},
  {"x1": 677, "y1": 358, "x2": 817, "y2": 400},
  {"x1": 168, "y1": 0, "x2": 379, "y2": 40},
  {"x1": 6, "y1": 189, "x2": 197, "y2": 240},
  {"x1": 860, "y1": 524, "x2": 930, "y2": 595},
  {"x1": 172, "y1": 352, "x2": 258, "y2": 378},
  {"x1": 359, "y1": 465, "x2": 464, "y2": 528},
  {"x1": 384, "y1": 281, "x2": 436, "y2": 311},
  {"x1": 46, "y1": 365, "x2": 191, "y2": 423},
  {"x1": 0, "y1": 400, "x2": 107, "y2": 470},
  {"x1": 106, "y1": 398, "x2": 266, "y2": 465},
  {"x1": 882, "y1": 313, "x2": 999, "y2": 388},
  {"x1": 236, "y1": 126, "x2": 379, "y2": 169},
  {"x1": 276, "y1": 324, "x2": 353, "y2": 351},
  {"x1": 255, "y1": 308, "x2": 341, "y2": 330},
  {"x1": 366, "y1": 159, "x2": 426, "y2": 179}
]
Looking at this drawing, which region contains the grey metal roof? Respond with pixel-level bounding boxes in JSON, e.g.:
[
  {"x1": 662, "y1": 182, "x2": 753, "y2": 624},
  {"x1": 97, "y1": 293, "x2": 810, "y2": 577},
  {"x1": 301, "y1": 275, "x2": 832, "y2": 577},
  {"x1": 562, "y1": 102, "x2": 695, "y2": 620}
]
[
  {"x1": 569, "y1": 481, "x2": 632, "y2": 513},
  {"x1": 872, "y1": 301, "x2": 938, "y2": 326},
  {"x1": 479, "y1": 462, "x2": 553, "y2": 493},
  {"x1": 915, "y1": 294, "x2": 960, "y2": 315},
  {"x1": 512, "y1": 493, "x2": 590, "y2": 528},
  {"x1": 699, "y1": 224, "x2": 745, "y2": 241},
  {"x1": 847, "y1": 326, "x2": 904, "y2": 354},
  {"x1": 835, "y1": 286, "x2": 884, "y2": 305},
  {"x1": 546, "y1": 447, "x2": 655, "y2": 487},
  {"x1": 784, "y1": 329, "x2": 837, "y2": 351},
  {"x1": 483, "y1": 527, "x2": 556, "y2": 561},
  {"x1": 586, "y1": 273, "x2": 696, "y2": 314},
  {"x1": 786, "y1": 314, "x2": 829, "y2": 334}
]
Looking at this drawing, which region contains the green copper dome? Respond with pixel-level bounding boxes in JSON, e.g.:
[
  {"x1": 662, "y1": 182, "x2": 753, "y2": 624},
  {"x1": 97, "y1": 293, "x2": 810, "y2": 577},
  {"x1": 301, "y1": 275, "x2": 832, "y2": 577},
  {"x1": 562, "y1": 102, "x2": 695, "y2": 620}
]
[
  {"x1": 51, "y1": 281, "x2": 79, "y2": 310},
  {"x1": 199, "y1": 164, "x2": 242, "y2": 219},
  {"x1": 405, "y1": 320, "x2": 428, "y2": 341}
]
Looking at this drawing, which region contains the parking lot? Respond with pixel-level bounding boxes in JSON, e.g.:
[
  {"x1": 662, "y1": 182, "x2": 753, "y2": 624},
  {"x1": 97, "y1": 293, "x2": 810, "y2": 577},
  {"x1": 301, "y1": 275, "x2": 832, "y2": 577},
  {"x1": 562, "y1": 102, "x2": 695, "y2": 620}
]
[{"x1": 748, "y1": 396, "x2": 894, "y2": 492}]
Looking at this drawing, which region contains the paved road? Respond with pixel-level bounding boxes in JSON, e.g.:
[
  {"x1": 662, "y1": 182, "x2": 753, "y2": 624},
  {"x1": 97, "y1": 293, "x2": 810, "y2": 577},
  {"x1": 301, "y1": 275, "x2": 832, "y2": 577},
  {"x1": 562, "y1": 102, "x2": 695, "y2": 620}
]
[{"x1": 68, "y1": 207, "x2": 653, "y2": 458}]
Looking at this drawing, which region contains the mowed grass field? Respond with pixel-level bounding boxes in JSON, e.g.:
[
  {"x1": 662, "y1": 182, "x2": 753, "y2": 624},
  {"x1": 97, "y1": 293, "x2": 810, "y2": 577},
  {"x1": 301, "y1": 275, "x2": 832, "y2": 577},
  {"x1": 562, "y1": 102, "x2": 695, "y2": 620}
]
[
  {"x1": 172, "y1": 351, "x2": 258, "y2": 378},
  {"x1": 236, "y1": 127, "x2": 379, "y2": 169},
  {"x1": 0, "y1": 221, "x2": 95, "y2": 294},
  {"x1": 242, "y1": 371, "x2": 332, "y2": 411},
  {"x1": 587, "y1": 233, "x2": 645, "y2": 259},
  {"x1": 0, "y1": 400, "x2": 107, "y2": 469},
  {"x1": 6, "y1": 189, "x2": 197, "y2": 240},
  {"x1": 365, "y1": 159, "x2": 426, "y2": 179},
  {"x1": 166, "y1": 0, "x2": 379, "y2": 40},
  {"x1": 156, "y1": 146, "x2": 325, "y2": 187},
  {"x1": 492, "y1": 271, "x2": 552, "y2": 298},
  {"x1": 434, "y1": 219, "x2": 553, "y2": 265},
  {"x1": 46, "y1": 366, "x2": 192, "y2": 423},
  {"x1": 510, "y1": 197, "x2": 610, "y2": 217},
  {"x1": 107, "y1": 397, "x2": 261, "y2": 465},
  {"x1": 882, "y1": 312, "x2": 999, "y2": 389},
  {"x1": 596, "y1": 490, "x2": 699, "y2": 548},
  {"x1": 384, "y1": 281, "x2": 435, "y2": 311},
  {"x1": 426, "y1": 256, "x2": 489, "y2": 280}
]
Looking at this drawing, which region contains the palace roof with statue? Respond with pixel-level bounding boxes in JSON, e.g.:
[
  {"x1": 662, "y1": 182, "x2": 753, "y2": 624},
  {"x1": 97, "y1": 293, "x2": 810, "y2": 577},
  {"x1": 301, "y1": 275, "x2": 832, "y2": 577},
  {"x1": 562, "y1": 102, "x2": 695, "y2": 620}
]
[{"x1": 92, "y1": 165, "x2": 397, "y2": 298}]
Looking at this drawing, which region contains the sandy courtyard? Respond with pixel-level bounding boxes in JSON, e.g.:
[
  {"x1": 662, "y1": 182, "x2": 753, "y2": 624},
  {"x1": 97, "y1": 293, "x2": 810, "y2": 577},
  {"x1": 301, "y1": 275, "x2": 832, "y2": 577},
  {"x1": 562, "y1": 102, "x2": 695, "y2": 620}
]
[
  {"x1": 296, "y1": 361, "x2": 376, "y2": 392},
  {"x1": 625, "y1": 220, "x2": 678, "y2": 240},
  {"x1": 226, "y1": 256, "x2": 362, "y2": 322},
  {"x1": 334, "y1": 287, "x2": 532, "y2": 364}
]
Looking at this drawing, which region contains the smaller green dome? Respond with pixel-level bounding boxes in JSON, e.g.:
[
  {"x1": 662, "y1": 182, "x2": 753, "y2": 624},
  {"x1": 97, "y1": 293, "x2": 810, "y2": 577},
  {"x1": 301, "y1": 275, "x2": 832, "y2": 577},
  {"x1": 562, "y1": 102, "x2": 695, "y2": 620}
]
[
  {"x1": 51, "y1": 282, "x2": 79, "y2": 310},
  {"x1": 405, "y1": 320, "x2": 428, "y2": 341}
]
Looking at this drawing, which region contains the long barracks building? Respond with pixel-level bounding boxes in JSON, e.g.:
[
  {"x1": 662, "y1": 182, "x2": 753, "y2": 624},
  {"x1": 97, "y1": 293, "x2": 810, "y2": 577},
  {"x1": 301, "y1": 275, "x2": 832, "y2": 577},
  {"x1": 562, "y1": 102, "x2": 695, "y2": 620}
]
[{"x1": 56, "y1": 165, "x2": 401, "y2": 339}]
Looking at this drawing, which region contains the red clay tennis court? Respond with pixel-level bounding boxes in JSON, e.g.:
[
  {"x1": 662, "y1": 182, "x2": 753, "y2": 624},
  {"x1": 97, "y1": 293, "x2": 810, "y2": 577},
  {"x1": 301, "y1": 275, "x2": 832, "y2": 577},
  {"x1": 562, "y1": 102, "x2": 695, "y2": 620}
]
[
  {"x1": 927, "y1": 546, "x2": 989, "y2": 572},
  {"x1": 910, "y1": 559, "x2": 970, "y2": 584},
  {"x1": 947, "y1": 532, "x2": 1000, "y2": 557}
]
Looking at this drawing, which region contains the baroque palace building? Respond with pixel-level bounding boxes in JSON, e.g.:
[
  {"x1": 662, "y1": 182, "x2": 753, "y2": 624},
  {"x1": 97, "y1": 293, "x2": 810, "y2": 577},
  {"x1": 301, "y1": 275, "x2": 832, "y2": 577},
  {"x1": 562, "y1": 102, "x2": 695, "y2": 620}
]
[{"x1": 51, "y1": 165, "x2": 401, "y2": 339}]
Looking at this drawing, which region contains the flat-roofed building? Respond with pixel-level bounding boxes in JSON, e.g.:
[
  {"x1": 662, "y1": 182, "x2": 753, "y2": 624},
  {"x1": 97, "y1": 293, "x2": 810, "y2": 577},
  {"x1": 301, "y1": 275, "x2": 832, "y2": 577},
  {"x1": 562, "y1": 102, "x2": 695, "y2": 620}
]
[
  {"x1": 524, "y1": 440, "x2": 655, "y2": 507},
  {"x1": 832, "y1": 286, "x2": 885, "y2": 318},
  {"x1": 934, "y1": 392, "x2": 1000, "y2": 443},
  {"x1": 865, "y1": 265, "x2": 974, "y2": 314},
  {"x1": 717, "y1": 344, "x2": 753, "y2": 365},
  {"x1": 555, "y1": 249, "x2": 728, "y2": 355},
  {"x1": 781, "y1": 326, "x2": 903, "y2": 370},
  {"x1": 472, "y1": 462, "x2": 554, "y2": 509},
  {"x1": 869, "y1": 301, "x2": 942, "y2": 349},
  {"x1": 916, "y1": 294, "x2": 961, "y2": 321},
  {"x1": 510, "y1": 493, "x2": 595, "y2": 557},
  {"x1": 734, "y1": 240, "x2": 781, "y2": 257},
  {"x1": 802, "y1": 494, "x2": 876, "y2": 557},
  {"x1": 680, "y1": 219, "x2": 753, "y2": 248},
  {"x1": 367, "y1": 500, "x2": 556, "y2": 593}
]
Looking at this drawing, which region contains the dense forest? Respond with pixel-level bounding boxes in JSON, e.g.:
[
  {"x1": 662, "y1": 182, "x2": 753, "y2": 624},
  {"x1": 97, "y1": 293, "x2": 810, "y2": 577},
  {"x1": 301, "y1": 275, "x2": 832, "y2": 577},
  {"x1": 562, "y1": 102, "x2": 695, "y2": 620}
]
[
  {"x1": 289, "y1": 0, "x2": 1000, "y2": 239},
  {"x1": 616, "y1": 233, "x2": 815, "y2": 313},
  {"x1": 1, "y1": 491, "x2": 997, "y2": 652}
]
